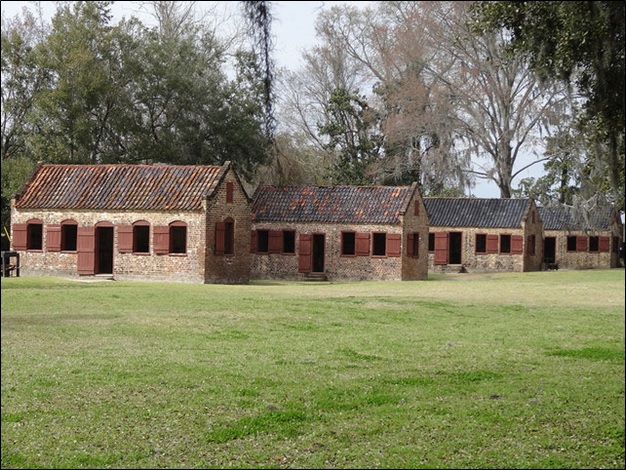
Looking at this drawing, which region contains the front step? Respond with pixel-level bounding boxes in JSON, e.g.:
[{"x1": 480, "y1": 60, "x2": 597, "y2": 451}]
[{"x1": 304, "y1": 272, "x2": 328, "y2": 282}]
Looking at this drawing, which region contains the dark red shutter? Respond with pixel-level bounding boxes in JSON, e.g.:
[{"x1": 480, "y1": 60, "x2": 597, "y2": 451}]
[
  {"x1": 215, "y1": 222, "x2": 225, "y2": 255},
  {"x1": 12, "y1": 224, "x2": 27, "y2": 250},
  {"x1": 298, "y1": 234, "x2": 312, "y2": 273},
  {"x1": 269, "y1": 230, "x2": 282, "y2": 253},
  {"x1": 118, "y1": 225, "x2": 133, "y2": 253},
  {"x1": 387, "y1": 233, "x2": 401, "y2": 257},
  {"x1": 47, "y1": 224, "x2": 61, "y2": 252},
  {"x1": 407, "y1": 233, "x2": 415, "y2": 257},
  {"x1": 226, "y1": 181, "x2": 234, "y2": 203},
  {"x1": 414, "y1": 200, "x2": 420, "y2": 216},
  {"x1": 154, "y1": 226, "x2": 169, "y2": 254},
  {"x1": 599, "y1": 236, "x2": 610, "y2": 252},
  {"x1": 250, "y1": 230, "x2": 257, "y2": 253},
  {"x1": 576, "y1": 236, "x2": 587, "y2": 252},
  {"x1": 486, "y1": 234, "x2": 499, "y2": 254},
  {"x1": 77, "y1": 226, "x2": 95, "y2": 275},
  {"x1": 434, "y1": 232, "x2": 449, "y2": 265},
  {"x1": 356, "y1": 232, "x2": 370, "y2": 256},
  {"x1": 511, "y1": 235, "x2": 523, "y2": 254}
]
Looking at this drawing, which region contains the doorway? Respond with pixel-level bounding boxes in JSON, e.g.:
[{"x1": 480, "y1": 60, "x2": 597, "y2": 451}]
[
  {"x1": 543, "y1": 237, "x2": 556, "y2": 264},
  {"x1": 312, "y1": 234, "x2": 325, "y2": 273},
  {"x1": 96, "y1": 226, "x2": 114, "y2": 274},
  {"x1": 449, "y1": 232, "x2": 462, "y2": 264}
]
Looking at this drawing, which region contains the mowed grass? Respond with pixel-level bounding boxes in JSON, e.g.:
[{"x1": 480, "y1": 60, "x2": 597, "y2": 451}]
[{"x1": 1, "y1": 269, "x2": 624, "y2": 469}]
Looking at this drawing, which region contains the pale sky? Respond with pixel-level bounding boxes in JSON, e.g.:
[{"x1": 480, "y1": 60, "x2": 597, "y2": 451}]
[
  {"x1": 0, "y1": 1, "x2": 368, "y2": 71},
  {"x1": 1, "y1": 1, "x2": 511, "y2": 197}
]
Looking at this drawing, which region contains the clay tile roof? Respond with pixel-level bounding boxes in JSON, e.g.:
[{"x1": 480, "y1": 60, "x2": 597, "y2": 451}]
[
  {"x1": 538, "y1": 205, "x2": 614, "y2": 231},
  {"x1": 14, "y1": 163, "x2": 227, "y2": 211},
  {"x1": 252, "y1": 185, "x2": 414, "y2": 224},
  {"x1": 424, "y1": 197, "x2": 531, "y2": 228}
]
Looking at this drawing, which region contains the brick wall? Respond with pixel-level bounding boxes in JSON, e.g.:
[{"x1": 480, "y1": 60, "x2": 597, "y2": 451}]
[
  {"x1": 204, "y1": 168, "x2": 252, "y2": 284},
  {"x1": 544, "y1": 229, "x2": 621, "y2": 269},
  {"x1": 251, "y1": 191, "x2": 429, "y2": 281},
  {"x1": 428, "y1": 201, "x2": 543, "y2": 274},
  {"x1": 10, "y1": 205, "x2": 207, "y2": 283}
]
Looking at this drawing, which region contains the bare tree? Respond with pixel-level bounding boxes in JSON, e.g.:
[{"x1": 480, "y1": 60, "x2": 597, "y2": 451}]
[{"x1": 436, "y1": 2, "x2": 570, "y2": 198}]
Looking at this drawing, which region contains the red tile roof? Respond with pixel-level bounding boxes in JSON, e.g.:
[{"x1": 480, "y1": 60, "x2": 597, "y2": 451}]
[
  {"x1": 252, "y1": 184, "x2": 417, "y2": 224},
  {"x1": 14, "y1": 163, "x2": 229, "y2": 211}
]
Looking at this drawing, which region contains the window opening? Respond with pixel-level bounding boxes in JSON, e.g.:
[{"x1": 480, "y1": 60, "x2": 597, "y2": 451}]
[
  {"x1": 428, "y1": 233, "x2": 435, "y2": 252},
  {"x1": 567, "y1": 236, "x2": 577, "y2": 251},
  {"x1": 372, "y1": 233, "x2": 386, "y2": 256},
  {"x1": 257, "y1": 230, "x2": 269, "y2": 253},
  {"x1": 500, "y1": 234, "x2": 511, "y2": 253},
  {"x1": 589, "y1": 236, "x2": 599, "y2": 252},
  {"x1": 133, "y1": 224, "x2": 150, "y2": 253},
  {"x1": 341, "y1": 232, "x2": 356, "y2": 255},
  {"x1": 27, "y1": 221, "x2": 43, "y2": 250},
  {"x1": 475, "y1": 234, "x2": 487, "y2": 254},
  {"x1": 283, "y1": 230, "x2": 295, "y2": 254},
  {"x1": 61, "y1": 222, "x2": 78, "y2": 251},
  {"x1": 170, "y1": 225, "x2": 187, "y2": 254}
]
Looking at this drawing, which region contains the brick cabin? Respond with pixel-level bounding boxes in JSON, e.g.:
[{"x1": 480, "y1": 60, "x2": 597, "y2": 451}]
[
  {"x1": 538, "y1": 205, "x2": 623, "y2": 269},
  {"x1": 423, "y1": 197, "x2": 544, "y2": 273},
  {"x1": 10, "y1": 161, "x2": 251, "y2": 283},
  {"x1": 250, "y1": 183, "x2": 429, "y2": 281}
]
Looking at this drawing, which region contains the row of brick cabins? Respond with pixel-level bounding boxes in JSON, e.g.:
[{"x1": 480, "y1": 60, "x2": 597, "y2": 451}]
[
  {"x1": 9, "y1": 162, "x2": 429, "y2": 283},
  {"x1": 8, "y1": 163, "x2": 623, "y2": 283},
  {"x1": 538, "y1": 205, "x2": 623, "y2": 269},
  {"x1": 424, "y1": 197, "x2": 545, "y2": 273}
]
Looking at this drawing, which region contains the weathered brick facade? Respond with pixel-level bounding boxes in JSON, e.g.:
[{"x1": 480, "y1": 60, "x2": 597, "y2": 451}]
[
  {"x1": 204, "y1": 170, "x2": 252, "y2": 283},
  {"x1": 10, "y1": 163, "x2": 621, "y2": 284},
  {"x1": 542, "y1": 229, "x2": 622, "y2": 269},
  {"x1": 539, "y1": 206, "x2": 623, "y2": 270},
  {"x1": 250, "y1": 183, "x2": 429, "y2": 281},
  {"x1": 425, "y1": 198, "x2": 544, "y2": 274},
  {"x1": 10, "y1": 162, "x2": 252, "y2": 284}
]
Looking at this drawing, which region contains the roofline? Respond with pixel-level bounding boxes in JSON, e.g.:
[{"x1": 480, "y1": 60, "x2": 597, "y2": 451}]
[
  {"x1": 205, "y1": 161, "x2": 252, "y2": 203},
  {"x1": 398, "y1": 182, "x2": 419, "y2": 216},
  {"x1": 13, "y1": 162, "x2": 45, "y2": 202}
]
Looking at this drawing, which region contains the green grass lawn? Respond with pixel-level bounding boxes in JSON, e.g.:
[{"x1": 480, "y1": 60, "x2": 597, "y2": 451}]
[{"x1": 1, "y1": 270, "x2": 624, "y2": 469}]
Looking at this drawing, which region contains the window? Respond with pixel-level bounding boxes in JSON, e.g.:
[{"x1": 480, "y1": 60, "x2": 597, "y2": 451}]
[
  {"x1": 61, "y1": 221, "x2": 78, "y2": 251},
  {"x1": 226, "y1": 181, "x2": 234, "y2": 203},
  {"x1": 527, "y1": 234, "x2": 536, "y2": 256},
  {"x1": 500, "y1": 234, "x2": 511, "y2": 254},
  {"x1": 341, "y1": 232, "x2": 356, "y2": 256},
  {"x1": 475, "y1": 234, "x2": 487, "y2": 254},
  {"x1": 27, "y1": 219, "x2": 43, "y2": 250},
  {"x1": 428, "y1": 233, "x2": 435, "y2": 252},
  {"x1": 224, "y1": 220, "x2": 234, "y2": 255},
  {"x1": 133, "y1": 222, "x2": 150, "y2": 254},
  {"x1": 589, "y1": 236, "x2": 599, "y2": 252},
  {"x1": 408, "y1": 232, "x2": 419, "y2": 258},
  {"x1": 372, "y1": 233, "x2": 386, "y2": 256},
  {"x1": 257, "y1": 230, "x2": 269, "y2": 253},
  {"x1": 283, "y1": 230, "x2": 295, "y2": 254},
  {"x1": 170, "y1": 222, "x2": 187, "y2": 254},
  {"x1": 567, "y1": 236, "x2": 577, "y2": 252},
  {"x1": 215, "y1": 219, "x2": 234, "y2": 256}
]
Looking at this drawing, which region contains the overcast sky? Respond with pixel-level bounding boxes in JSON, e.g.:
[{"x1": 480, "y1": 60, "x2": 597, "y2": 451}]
[
  {"x1": 1, "y1": 1, "x2": 368, "y2": 71},
  {"x1": 1, "y1": 1, "x2": 510, "y2": 197}
]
